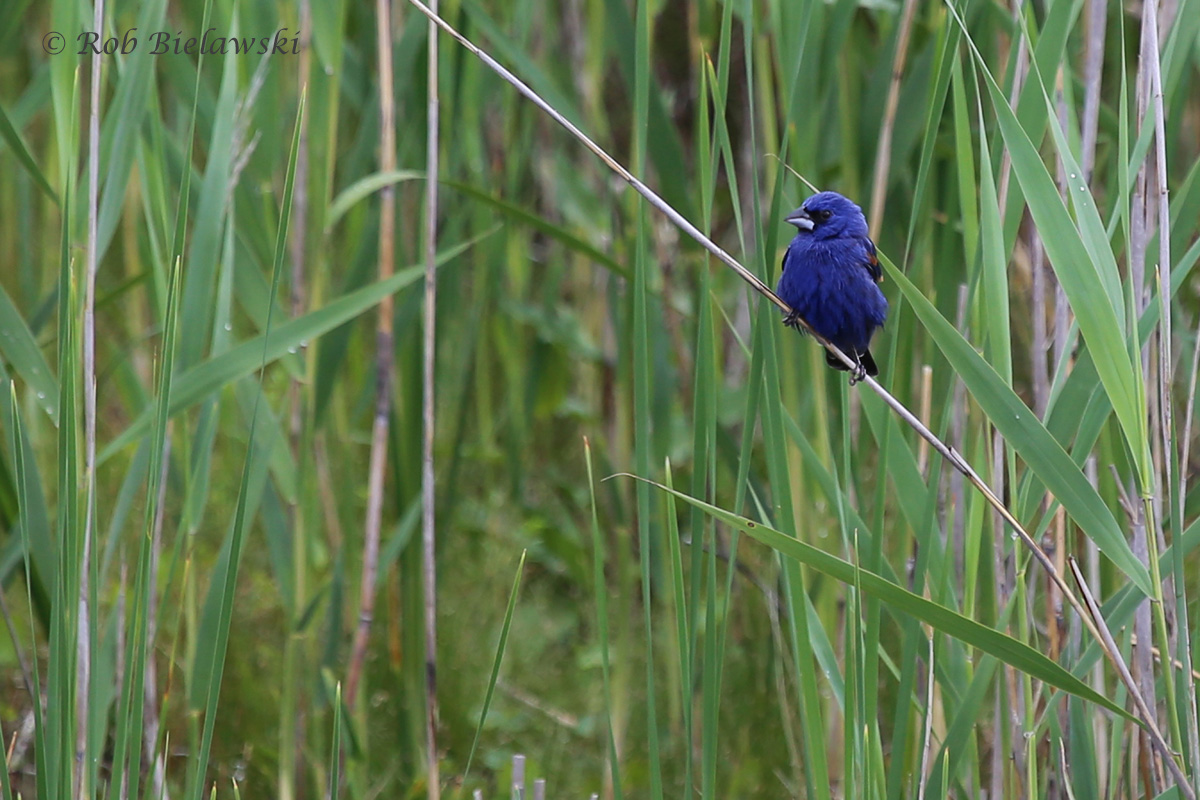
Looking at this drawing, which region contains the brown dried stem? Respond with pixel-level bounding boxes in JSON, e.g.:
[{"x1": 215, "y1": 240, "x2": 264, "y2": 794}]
[
  {"x1": 1070, "y1": 558, "x2": 1193, "y2": 798},
  {"x1": 1146, "y1": 0, "x2": 1200, "y2": 781},
  {"x1": 346, "y1": 0, "x2": 397, "y2": 709},
  {"x1": 867, "y1": 0, "x2": 920, "y2": 241},
  {"x1": 1079, "y1": 0, "x2": 1106, "y2": 181}
]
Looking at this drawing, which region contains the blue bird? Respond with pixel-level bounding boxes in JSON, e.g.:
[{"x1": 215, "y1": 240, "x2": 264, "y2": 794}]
[{"x1": 777, "y1": 191, "x2": 888, "y2": 383}]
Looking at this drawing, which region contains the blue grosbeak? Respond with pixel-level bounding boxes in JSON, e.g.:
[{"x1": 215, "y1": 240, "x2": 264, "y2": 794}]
[{"x1": 777, "y1": 191, "x2": 887, "y2": 383}]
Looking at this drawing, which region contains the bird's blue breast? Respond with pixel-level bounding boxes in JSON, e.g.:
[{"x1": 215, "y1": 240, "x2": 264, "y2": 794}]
[{"x1": 777, "y1": 234, "x2": 887, "y2": 352}]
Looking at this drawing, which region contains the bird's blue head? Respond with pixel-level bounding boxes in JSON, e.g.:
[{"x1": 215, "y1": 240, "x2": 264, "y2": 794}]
[{"x1": 785, "y1": 191, "x2": 868, "y2": 241}]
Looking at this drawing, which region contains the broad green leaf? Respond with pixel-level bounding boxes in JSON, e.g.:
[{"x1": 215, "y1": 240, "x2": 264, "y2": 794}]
[
  {"x1": 108, "y1": 254, "x2": 182, "y2": 800},
  {"x1": 627, "y1": 476, "x2": 1133, "y2": 721},
  {"x1": 999, "y1": 0, "x2": 1079, "y2": 252},
  {"x1": 885, "y1": 254, "x2": 1154, "y2": 597},
  {"x1": 0, "y1": 282, "x2": 57, "y2": 420},
  {"x1": 94, "y1": 0, "x2": 167, "y2": 258},
  {"x1": 0, "y1": 362, "x2": 53, "y2": 619},
  {"x1": 0, "y1": 100, "x2": 56, "y2": 203},
  {"x1": 949, "y1": 51, "x2": 978, "y2": 267},
  {"x1": 189, "y1": 89, "x2": 304, "y2": 800},
  {"x1": 177, "y1": 36, "x2": 241, "y2": 369},
  {"x1": 967, "y1": 20, "x2": 1148, "y2": 484},
  {"x1": 977, "y1": 100, "x2": 1011, "y2": 384},
  {"x1": 325, "y1": 169, "x2": 425, "y2": 230}
]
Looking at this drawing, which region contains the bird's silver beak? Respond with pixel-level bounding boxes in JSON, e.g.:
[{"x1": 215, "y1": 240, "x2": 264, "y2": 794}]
[{"x1": 786, "y1": 208, "x2": 815, "y2": 231}]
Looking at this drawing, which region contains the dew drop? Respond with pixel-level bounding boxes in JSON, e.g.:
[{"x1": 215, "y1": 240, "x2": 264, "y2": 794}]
[
  {"x1": 224, "y1": 323, "x2": 233, "y2": 331},
  {"x1": 287, "y1": 346, "x2": 297, "y2": 354},
  {"x1": 36, "y1": 392, "x2": 45, "y2": 400},
  {"x1": 1070, "y1": 173, "x2": 1076, "y2": 179}
]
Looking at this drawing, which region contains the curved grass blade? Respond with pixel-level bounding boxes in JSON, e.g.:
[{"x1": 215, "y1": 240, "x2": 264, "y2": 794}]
[
  {"x1": 328, "y1": 682, "x2": 343, "y2": 798},
  {"x1": 94, "y1": 0, "x2": 167, "y2": 259},
  {"x1": 177, "y1": 25, "x2": 244, "y2": 370},
  {"x1": 325, "y1": 169, "x2": 425, "y2": 230},
  {"x1": 884, "y1": 254, "x2": 1153, "y2": 597},
  {"x1": 954, "y1": 7, "x2": 1148, "y2": 483},
  {"x1": 8, "y1": 384, "x2": 47, "y2": 800},
  {"x1": 620, "y1": 474, "x2": 1134, "y2": 721},
  {"x1": 107, "y1": 253, "x2": 182, "y2": 800},
  {"x1": 461, "y1": 550, "x2": 526, "y2": 788},
  {"x1": 187, "y1": 91, "x2": 305, "y2": 800},
  {"x1": 0, "y1": 282, "x2": 57, "y2": 422},
  {"x1": 0, "y1": 100, "x2": 57, "y2": 203},
  {"x1": 585, "y1": 439, "x2": 623, "y2": 799}
]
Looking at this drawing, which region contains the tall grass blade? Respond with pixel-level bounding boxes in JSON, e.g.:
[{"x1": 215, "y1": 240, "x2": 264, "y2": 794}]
[
  {"x1": 462, "y1": 550, "x2": 526, "y2": 788},
  {"x1": 626, "y1": 475, "x2": 1133, "y2": 719},
  {"x1": 186, "y1": 91, "x2": 305, "y2": 800}
]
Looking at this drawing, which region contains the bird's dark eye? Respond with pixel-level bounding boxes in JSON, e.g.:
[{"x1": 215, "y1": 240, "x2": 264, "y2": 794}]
[{"x1": 820, "y1": 209, "x2": 833, "y2": 220}]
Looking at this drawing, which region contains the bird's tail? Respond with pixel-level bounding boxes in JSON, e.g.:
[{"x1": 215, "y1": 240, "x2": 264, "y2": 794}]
[{"x1": 825, "y1": 348, "x2": 879, "y2": 377}]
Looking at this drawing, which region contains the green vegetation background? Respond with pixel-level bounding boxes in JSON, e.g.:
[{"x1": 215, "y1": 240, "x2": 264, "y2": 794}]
[{"x1": 1, "y1": 0, "x2": 1199, "y2": 797}]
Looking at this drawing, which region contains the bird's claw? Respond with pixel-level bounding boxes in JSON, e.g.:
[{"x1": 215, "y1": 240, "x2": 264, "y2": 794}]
[
  {"x1": 848, "y1": 360, "x2": 867, "y2": 385},
  {"x1": 782, "y1": 311, "x2": 803, "y2": 330}
]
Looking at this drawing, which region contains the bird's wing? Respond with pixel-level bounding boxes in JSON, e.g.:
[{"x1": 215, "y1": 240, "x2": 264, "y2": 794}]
[{"x1": 863, "y1": 238, "x2": 883, "y2": 283}]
